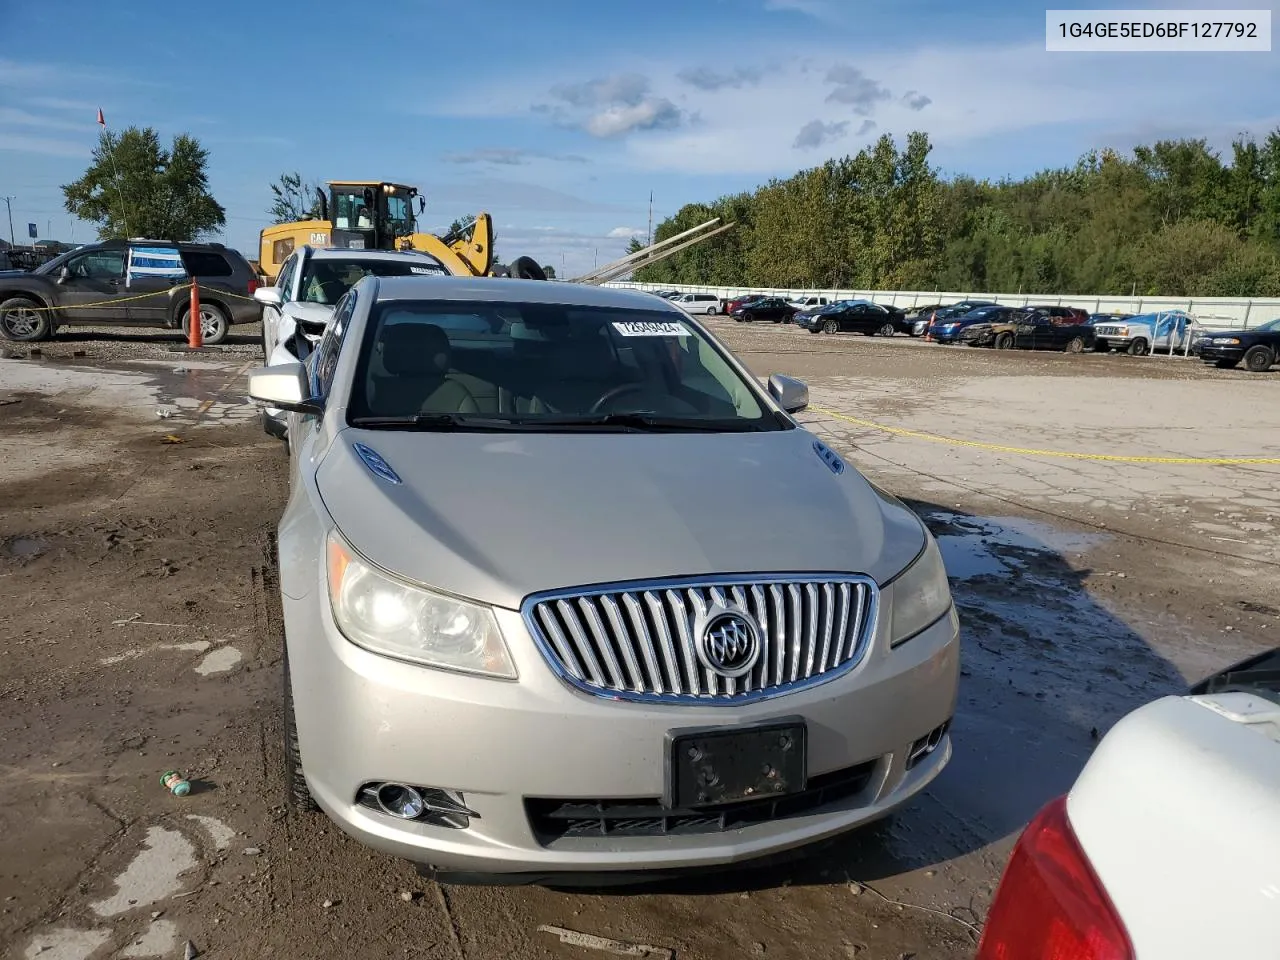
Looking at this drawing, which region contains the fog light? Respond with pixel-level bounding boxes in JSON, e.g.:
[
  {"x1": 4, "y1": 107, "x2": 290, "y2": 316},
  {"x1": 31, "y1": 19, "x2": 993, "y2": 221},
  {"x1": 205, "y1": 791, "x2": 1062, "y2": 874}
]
[{"x1": 377, "y1": 783, "x2": 426, "y2": 820}]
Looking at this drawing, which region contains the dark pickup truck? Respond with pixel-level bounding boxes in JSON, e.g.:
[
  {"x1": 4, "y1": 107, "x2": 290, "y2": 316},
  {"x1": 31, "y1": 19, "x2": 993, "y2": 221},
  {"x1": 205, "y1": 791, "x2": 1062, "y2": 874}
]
[{"x1": 0, "y1": 238, "x2": 261, "y2": 344}]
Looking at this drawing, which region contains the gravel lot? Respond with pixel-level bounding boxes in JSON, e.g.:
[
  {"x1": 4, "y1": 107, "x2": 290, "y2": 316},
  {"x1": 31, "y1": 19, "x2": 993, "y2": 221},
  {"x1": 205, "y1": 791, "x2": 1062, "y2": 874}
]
[{"x1": 2, "y1": 317, "x2": 1277, "y2": 960}]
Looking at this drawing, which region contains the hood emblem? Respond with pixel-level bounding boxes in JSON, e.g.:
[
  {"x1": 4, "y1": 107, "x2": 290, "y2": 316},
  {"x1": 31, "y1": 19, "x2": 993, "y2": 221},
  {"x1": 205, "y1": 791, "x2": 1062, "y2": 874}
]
[
  {"x1": 813, "y1": 439, "x2": 846, "y2": 475},
  {"x1": 697, "y1": 610, "x2": 761, "y2": 679},
  {"x1": 352, "y1": 443, "x2": 401, "y2": 485}
]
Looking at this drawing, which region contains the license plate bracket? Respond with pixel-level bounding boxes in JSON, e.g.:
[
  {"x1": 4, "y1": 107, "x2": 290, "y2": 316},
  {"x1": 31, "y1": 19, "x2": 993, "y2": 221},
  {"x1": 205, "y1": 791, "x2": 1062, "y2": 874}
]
[{"x1": 665, "y1": 719, "x2": 807, "y2": 809}]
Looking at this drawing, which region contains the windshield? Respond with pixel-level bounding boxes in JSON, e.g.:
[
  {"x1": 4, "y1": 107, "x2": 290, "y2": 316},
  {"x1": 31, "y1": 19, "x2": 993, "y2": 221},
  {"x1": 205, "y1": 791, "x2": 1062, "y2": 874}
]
[
  {"x1": 298, "y1": 257, "x2": 447, "y2": 305},
  {"x1": 1255, "y1": 317, "x2": 1280, "y2": 332},
  {"x1": 332, "y1": 190, "x2": 373, "y2": 232},
  {"x1": 347, "y1": 301, "x2": 782, "y2": 432}
]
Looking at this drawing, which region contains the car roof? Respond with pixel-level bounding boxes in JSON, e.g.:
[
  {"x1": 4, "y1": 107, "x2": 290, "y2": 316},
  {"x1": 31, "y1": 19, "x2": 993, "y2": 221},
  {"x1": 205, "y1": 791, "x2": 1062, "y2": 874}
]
[
  {"x1": 370, "y1": 276, "x2": 685, "y2": 309},
  {"x1": 308, "y1": 247, "x2": 442, "y2": 262}
]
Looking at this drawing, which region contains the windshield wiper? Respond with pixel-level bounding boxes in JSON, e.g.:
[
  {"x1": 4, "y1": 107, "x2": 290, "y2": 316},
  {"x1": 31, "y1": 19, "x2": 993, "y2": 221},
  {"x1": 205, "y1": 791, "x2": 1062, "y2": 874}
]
[
  {"x1": 530, "y1": 413, "x2": 759, "y2": 432},
  {"x1": 349, "y1": 414, "x2": 526, "y2": 431}
]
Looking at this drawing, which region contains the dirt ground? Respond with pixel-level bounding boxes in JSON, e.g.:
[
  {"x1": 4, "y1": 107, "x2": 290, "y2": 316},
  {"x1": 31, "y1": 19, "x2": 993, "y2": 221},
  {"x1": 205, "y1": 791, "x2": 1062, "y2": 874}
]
[{"x1": 2, "y1": 321, "x2": 1277, "y2": 960}]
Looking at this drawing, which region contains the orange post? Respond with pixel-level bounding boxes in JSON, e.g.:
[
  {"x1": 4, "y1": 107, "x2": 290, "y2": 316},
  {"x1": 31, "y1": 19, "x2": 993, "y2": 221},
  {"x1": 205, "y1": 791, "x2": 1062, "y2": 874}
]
[{"x1": 188, "y1": 281, "x2": 202, "y2": 349}]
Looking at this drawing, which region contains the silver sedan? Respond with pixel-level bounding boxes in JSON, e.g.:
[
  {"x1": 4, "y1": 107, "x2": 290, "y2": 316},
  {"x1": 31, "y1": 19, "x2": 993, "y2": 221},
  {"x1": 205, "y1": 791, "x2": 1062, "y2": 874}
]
[{"x1": 248, "y1": 275, "x2": 960, "y2": 883}]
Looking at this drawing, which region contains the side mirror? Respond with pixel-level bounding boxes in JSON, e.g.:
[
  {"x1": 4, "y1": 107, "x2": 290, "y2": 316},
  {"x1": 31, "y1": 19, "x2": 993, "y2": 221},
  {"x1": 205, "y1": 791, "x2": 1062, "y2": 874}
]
[
  {"x1": 254, "y1": 287, "x2": 283, "y2": 306},
  {"x1": 768, "y1": 373, "x2": 809, "y2": 414},
  {"x1": 56, "y1": 266, "x2": 71, "y2": 284},
  {"x1": 247, "y1": 362, "x2": 323, "y2": 415},
  {"x1": 417, "y1": 196, "x2": 427, "y2": 214}
]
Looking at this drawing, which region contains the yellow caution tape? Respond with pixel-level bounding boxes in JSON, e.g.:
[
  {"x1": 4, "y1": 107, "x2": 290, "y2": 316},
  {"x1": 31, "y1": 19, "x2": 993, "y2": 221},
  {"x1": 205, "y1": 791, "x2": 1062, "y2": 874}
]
[
  {"x1": 1, "y1": 283, "x2": 261, "y2": 312},
  {"x1": 812, "y1": 406, "x2": 1280, "y2": 465}
]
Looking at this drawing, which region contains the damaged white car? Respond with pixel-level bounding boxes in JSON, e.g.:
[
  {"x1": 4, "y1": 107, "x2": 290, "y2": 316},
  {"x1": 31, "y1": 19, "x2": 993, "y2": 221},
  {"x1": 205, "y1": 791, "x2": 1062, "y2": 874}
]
[{"x1": 254, "y1": 246, "x2": 449, "y2": 439}]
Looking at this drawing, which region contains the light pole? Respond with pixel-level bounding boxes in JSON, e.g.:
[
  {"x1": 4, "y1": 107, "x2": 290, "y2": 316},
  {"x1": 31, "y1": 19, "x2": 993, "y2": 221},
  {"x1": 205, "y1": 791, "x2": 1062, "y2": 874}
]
[{"x1": 2, "y1": 196, "x2": 14, "y2": 246}]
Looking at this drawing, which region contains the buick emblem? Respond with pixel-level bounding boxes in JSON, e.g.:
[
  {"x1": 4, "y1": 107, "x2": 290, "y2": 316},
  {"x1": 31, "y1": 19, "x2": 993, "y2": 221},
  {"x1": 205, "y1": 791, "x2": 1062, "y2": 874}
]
[{"x1": 697, "y1": 611, "x2": 761, "y2": 679}]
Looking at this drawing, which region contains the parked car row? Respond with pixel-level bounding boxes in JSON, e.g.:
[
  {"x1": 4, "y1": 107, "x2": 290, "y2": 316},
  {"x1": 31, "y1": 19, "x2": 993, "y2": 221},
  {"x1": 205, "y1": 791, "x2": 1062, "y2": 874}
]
[{"x1": 648, "y1": 291, "x2": 1280, "y2": 373}]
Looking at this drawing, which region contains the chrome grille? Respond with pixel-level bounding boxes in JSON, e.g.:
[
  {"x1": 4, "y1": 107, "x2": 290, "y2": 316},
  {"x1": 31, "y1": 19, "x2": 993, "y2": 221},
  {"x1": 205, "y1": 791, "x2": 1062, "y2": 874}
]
[{"x1": 522, "y1": 575, "x2": 877, "y2": 704}]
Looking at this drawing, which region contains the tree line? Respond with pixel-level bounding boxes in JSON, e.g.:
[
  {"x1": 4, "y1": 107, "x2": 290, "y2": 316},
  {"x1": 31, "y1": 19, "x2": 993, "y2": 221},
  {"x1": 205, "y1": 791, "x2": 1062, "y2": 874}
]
[{"x1": 632, "y1": 130, "x2": 1280, "y2": 297}]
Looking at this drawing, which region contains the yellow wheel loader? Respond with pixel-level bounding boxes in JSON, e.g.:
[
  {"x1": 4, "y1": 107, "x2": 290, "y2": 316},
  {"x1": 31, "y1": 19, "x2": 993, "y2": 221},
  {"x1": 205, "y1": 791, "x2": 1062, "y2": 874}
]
[
  {"x1": 258, "y1": 181, "x2": 510, "y2": 283},
  {"x1": 259, "y1": 179, "x2": 734, "y2": 287}
]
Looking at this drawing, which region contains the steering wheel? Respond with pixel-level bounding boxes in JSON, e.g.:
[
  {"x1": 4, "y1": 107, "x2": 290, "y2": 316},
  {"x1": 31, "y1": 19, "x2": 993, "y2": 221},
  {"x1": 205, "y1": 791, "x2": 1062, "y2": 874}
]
[{"x1": 589, "y1": 383, "x2": 698, "y2": 415}]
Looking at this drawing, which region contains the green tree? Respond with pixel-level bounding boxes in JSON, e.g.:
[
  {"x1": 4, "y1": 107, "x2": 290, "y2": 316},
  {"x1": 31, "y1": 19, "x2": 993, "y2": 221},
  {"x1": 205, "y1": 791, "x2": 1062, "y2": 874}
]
[
  {"x1": 542, "y1": 264, "x2": 557, "y2": 278},
  {"x1": 62, "y1": 127, "x2": 225, "y2": 241},
  {"x1": 269, "y1": 171, "x2": 323, "y2": 223},
  {"x1": 638, "y1": 127, "x2": 1280, "y2": 297}
]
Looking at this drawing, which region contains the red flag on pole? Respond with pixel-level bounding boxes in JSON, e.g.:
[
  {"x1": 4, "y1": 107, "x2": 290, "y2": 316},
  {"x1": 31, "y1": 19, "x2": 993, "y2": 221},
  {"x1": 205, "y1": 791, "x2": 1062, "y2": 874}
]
[{"x1": 96, "y1": 108, "x2": 105, "y2": 126}]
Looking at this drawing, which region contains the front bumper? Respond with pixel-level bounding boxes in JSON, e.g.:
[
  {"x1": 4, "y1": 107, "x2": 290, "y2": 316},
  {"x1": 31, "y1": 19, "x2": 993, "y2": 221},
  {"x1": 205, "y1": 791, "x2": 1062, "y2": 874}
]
[
  {"x1": 1199, "y1": 343, "x2": 1245, "y2": 363},
  {"x1": 283, "y1": 583, "x2": 960, "y2": 875}
]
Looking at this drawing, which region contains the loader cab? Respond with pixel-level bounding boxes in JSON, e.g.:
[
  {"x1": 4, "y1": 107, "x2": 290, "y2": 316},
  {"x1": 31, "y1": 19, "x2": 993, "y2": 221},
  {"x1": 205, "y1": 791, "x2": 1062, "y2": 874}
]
[{"x1": 324, "y1": 182, "x2": 424, "y2": 252}]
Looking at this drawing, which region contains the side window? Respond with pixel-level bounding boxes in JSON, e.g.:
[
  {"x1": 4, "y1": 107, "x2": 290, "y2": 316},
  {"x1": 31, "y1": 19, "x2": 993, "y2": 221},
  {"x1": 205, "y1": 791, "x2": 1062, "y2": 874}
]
[
  {"x1": 312, "y1": 291, "x2": 356, "y2": 398},
  {"x1": 179, "y1": 251, "x2": 233, "y2": 277},
  {"x1": 66, "y1": 249, "x2": 126, "y2": 281},
  {"x1": 126, "y1": 246, "x2": 186, "y2": 284}
]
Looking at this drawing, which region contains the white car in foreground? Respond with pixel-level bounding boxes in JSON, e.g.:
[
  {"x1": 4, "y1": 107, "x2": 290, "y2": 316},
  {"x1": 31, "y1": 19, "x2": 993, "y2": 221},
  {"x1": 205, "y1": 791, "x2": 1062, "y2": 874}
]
[
  {"x1": 977, "y1": 647, "x2": 1280, "y2": 959},
  {"x1": 254, "y1": 246, "x2": 449, "y2": 438}
]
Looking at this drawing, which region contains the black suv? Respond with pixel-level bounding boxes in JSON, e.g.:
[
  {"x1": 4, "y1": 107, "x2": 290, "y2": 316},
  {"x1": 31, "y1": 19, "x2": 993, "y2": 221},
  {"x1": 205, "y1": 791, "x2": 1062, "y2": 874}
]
[{"x1": 0, "y1": 239, "x2": 261, "y2": 344}]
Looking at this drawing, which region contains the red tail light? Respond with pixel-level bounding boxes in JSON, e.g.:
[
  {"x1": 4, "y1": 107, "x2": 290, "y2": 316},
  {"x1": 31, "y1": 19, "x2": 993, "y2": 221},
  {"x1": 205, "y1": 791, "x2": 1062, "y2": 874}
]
[
  {"x1": 247, "y1": 277, "x2": 259, "y2": 295},
  {"x1": 976, "y1": 796, "x2": 1134, "y2": 960}
]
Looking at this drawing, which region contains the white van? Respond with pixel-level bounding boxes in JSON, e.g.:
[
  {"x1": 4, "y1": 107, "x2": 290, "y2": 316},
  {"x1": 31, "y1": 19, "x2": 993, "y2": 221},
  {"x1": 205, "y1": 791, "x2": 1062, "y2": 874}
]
[
  {"x1": 787, "y1": 295, "x2": 830, "y2": 312},
  {"x1": 670, "y1": 293, "x2": 721, "y2": 315}
]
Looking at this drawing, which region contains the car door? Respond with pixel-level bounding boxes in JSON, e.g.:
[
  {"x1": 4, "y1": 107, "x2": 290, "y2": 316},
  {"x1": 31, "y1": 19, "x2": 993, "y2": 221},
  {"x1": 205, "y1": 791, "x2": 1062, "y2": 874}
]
[
  {"x1": 124, "y1": 245, "x2": 188, "y2": 324},
  {"x1": 844, "y1": 305, "x2": 874, "y2": 332},
  {"x1": 1031, "y1": 316, "x2": 1059, "y2": 349},
  {"x1": 53, "y1": 248, "x2": 128, "y2": 322}
]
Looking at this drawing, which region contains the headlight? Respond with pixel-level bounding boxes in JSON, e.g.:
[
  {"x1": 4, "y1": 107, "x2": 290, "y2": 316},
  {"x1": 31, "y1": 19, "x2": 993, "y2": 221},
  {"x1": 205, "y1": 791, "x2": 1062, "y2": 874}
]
[
  {"x1": 888, "y1": 534, "x2": 952, "y2": 647},
  {"x1": 326, "y1": 533, "x2": 516, "y2": 678},
  {"x1": 1216, "y1": 337, "x2": 1241, "y2": 345}
]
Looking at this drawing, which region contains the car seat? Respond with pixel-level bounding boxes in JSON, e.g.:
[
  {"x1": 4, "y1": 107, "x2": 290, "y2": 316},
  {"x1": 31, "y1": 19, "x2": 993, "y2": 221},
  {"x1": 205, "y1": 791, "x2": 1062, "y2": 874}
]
[
  {"x1": 508, "y1": 321, "x2": 622, "y2": 415},
  {"x1": 368, "y1": 323, "x2": 479, "y2": 416}
]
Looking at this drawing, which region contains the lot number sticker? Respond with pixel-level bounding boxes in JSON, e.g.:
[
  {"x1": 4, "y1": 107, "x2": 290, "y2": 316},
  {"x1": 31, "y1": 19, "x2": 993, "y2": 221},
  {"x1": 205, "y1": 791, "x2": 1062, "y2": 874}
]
[{"x1": 613, "y1": 320, "x2": 689, "y2": 337}]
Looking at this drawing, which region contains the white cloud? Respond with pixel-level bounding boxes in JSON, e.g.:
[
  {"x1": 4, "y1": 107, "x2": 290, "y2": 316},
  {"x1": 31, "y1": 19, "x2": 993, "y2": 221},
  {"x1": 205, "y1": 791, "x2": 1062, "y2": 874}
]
[
  {"x1": 763, "y1": 0, "x2": 832, "y2": 17},
  {"x1": 537, "y1": 72, "x2": 688, "y2": 138},
  {"x1": 793, "y1": 119, "x2": 849, "y2": 150},
  {"x1": 0, "y1": 133, "x2": 90, "y2": 158},
  {"x1": 608, "y1": 226, "x2": 646, "y2": 238},
  {"x1": 616, "y1": 41, "x2": 1280, "y2": 175},
  {"x1": 0, "y1": 107, "x2": 87, "y2": 132},
  {"x1": 584, "y1": 100, "x2": 683, "y2": 138}
]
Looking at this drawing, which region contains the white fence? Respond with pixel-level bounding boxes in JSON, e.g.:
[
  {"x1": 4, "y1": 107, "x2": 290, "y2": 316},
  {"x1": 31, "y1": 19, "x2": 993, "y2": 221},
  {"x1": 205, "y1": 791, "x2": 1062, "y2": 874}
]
[{"x1": 604, "y1": 282, "x2": 1280, "y2": 331}]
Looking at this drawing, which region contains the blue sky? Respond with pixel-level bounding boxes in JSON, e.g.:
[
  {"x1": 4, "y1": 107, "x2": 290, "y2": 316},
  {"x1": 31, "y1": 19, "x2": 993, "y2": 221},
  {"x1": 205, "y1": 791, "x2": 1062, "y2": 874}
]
[{"x1": 1, "y1": 0, "x2": 1277, "y2": 275}]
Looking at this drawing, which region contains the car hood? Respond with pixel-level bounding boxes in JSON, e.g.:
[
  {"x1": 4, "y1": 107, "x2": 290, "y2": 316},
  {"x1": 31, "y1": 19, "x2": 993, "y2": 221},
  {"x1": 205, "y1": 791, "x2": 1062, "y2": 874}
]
[
  {"x1": 282, "y1": 301, "x2": 335, "y2": 328},
  {"x1": 1205, "y1": 328, "x2": 1259, "y2": 339},
  {"x1": 316, "y1": 427, "x2": 926, "y2": 610}
]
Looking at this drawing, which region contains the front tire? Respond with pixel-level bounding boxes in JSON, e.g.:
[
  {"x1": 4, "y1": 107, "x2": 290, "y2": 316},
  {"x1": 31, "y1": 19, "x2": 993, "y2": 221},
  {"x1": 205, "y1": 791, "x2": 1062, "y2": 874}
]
[
  {"x1": 995, "y1": 333, "x2": 1014, "y2": 350},
  {"x1": 1127, "y1": 338, "x2": 1149, "y2": 356},
  {"x1": 823, "y1": 319, "x2": 839, "y2": 334},
  {"x1": 877, "y1": 322, "x2": 896, "y2": 337},
  {"x1": 0, "y1": 296, "x2": 52, "y2": 342},
  {"x1": 1065, "y1": 336, "x2": 1086, "y2": 354},
  {"x1": 283, "y1": 647, "x2": 318, "y2": 812},
  {"x1": 1244, "y1": 345, "x2": 1275, "y2": 372},
  {"x1": 182, "y1": 302, "x2": 230, "y2": 345}
]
